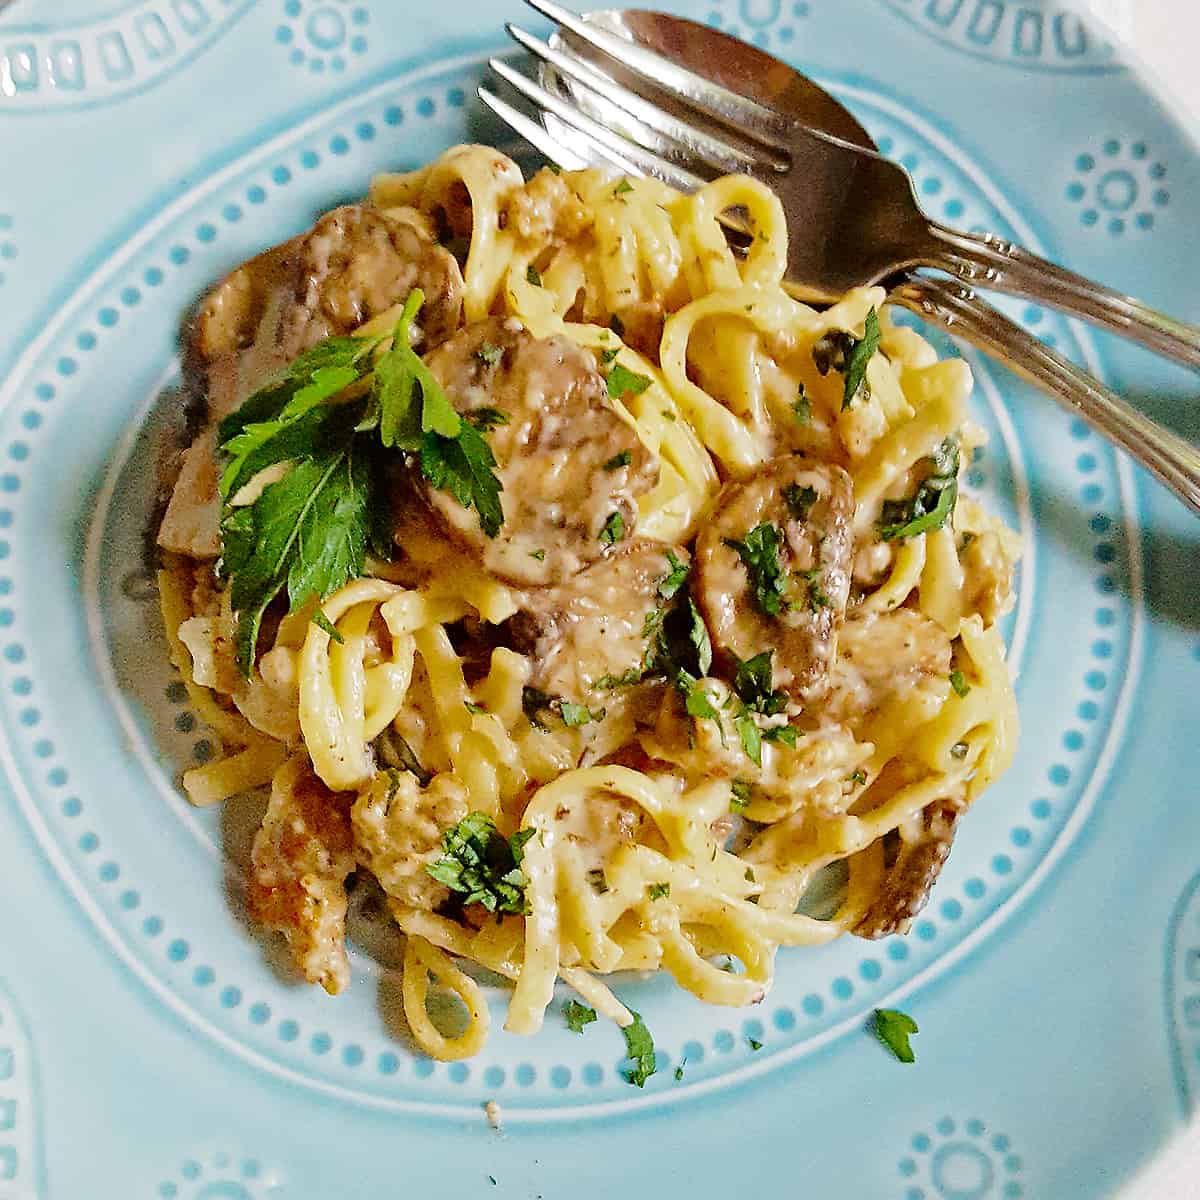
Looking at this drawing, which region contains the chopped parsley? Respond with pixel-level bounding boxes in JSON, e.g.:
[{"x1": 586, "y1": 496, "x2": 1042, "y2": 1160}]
[
  {"x1": 799, "y1": 567, "x2": 832, "y2": 612},
  {"x1": 613, "y1": 178, "x2": 634, "y2": 196},
  {"x1": 602, "y1": 449, "x2": 632, "y2": 471},
  {"x1": 793, "y1": 386, "x2": 811, "y2": 425},
  {"x1": 525, "y1": 263, "x2": 542, "y2": 286},
  {"x1": 521, "y1": 686, "x2": 557, "y2": 730},
  {"x1": 464, "y1": 701, "x2": 487, "y2": 715},
  {"x1": 730, "y1": 778, "x2": 753, "y2": 813},
  {"x1": 648, "y1": 882, "x2": 670, "y2": 901},
  {"x1": 677, "y1": 670, "x2": 722, "y2": 725},
  {"x1": 848, "y1": 768, "x2": 867, "y2": 785},
  {"x1": 594, "y1": 666, "x2": 646, "y2": 690},
  {"x1": 949, "y1": 670, "x2": 971, "y2": 697},
  {"x1": 734, "y1": 709, "x2": 762, "y2": 766},
  {"x1": 622, "y1": 1011, "x2": 657, "y2": 1087},
  {"x1": 748, "y1": 1037, "x2": 763, "y2": 1052},
  {"x1": 606, "y1": 363, "x2": 652, "y2": 400},
  {"x1": 732, "y1": 651, "x2": 788, "y2": 715},
  {"x1": 783, "y1": 483, "x2": 818, "y2": 521},
  {"x1": 476, "y1": 341, "x2": 504, "y2": 367},
  {"x1": 879, "y1": 439, "x2": 960, "y2": 542},
  {"x1": 723, "y1": 523, "x2": 790, "y2": 617},
  {"x1": 559, "y1": 700, "x2": 605, "y2": 728},
  {"x1": 530, "y1": 548, "x2": 546, "y2": 561},
  {"x1": 425, "y1": 813, "x2": 535, "y2": 915},
  {"x1": 840, "y1": 307, "x2": 881, "y2": 409},
  {"x1": 599, "y1": 346, "x2": 620, "y2": 365},
  {"x1": 599, "y1": 511, "x2": 626, "y2": 545},
  {"x1": 563, "y1": 1000, "x2": 598, "y2": 1033},
  {"x1": 657, "y1": 550, "x2": 689, "y2": 599},
  {"x1": 873, "y1": 1007, "x2": 919, "y2": 1064},
  {"x1": 762, "y1": 724, "x2": 798, "y2": 747},
  {"x1": 674, "y1": 1061, "x2": 686, "y2": 1082}
]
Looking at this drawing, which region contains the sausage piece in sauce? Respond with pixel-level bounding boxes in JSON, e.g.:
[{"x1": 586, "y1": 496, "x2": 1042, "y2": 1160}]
[
  {"x1": 420, "y1": 318, "x2": 658, "y2": 586},
  {"x1": 694, "y1": 457, "x2": 854, "y2": 703}
]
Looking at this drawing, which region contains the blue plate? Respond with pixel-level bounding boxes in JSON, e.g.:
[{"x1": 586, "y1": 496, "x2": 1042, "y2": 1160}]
[{"x1": 1, "y1": 1, "x2": 1197, "y2": 1196}]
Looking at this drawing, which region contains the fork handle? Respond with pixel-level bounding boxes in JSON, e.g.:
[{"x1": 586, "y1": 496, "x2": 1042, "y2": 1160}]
[
  {"x1": 889, "y1": 276, "x2": 1200, "y2": 515},
  {"x1": 920, "y1": 222, "x2": 1200, "y2": 370}
]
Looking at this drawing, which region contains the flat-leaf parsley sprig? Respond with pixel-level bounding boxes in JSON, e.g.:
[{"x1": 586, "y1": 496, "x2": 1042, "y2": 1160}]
[{"x1": 215, "y1": 290, "x2": 505, "y2": 673}]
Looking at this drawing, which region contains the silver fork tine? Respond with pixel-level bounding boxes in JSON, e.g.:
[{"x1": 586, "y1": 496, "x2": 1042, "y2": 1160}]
[
  {"x1": 506, "y1": 23, "x2": 771, "y2": 179},
  {"x1": 476, "y1": 87, "x2": 594, "y2": 172},
  {"x1": 487, "y1": 58, "x2": 706, "y2": 192},
  {"x1": 522, "y1": 0, "x2": 793, "y2": 152}
]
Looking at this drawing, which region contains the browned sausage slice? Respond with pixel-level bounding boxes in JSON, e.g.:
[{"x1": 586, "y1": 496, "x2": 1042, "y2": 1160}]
[
  {"x1": 694, "y1": 457, "x2": 854, "y2": 702},
  {"x1": 419, "y1": 318, "x2": 658, "y2": 586}
]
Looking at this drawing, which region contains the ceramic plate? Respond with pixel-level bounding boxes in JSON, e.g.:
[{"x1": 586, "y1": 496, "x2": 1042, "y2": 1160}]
[{"x1": 0, "y1": 1, "x2": 1197, "y2": 1195}]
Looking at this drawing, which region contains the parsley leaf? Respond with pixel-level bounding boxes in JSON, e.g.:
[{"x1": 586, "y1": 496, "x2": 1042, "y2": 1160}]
[
  {"x1": 762, "y1": 724, "x2": 798, "y2": 747},
  {"x1": 674, "y1": 1062, "x2": 685, "y2": 1082},
  {"x1": 476, "y1": 342, "x2": 504, "y2": 367},
  {"x1": 949, "y1": 670, "x2": 971, "y2": 697},
  {"x1": 599, "y1": 512, "x2": 625, "y2": 546},
  {"x1": 723, "y1": 523, "x2": 790, "y2": 617},
  {"x1": 607, "y1": 363, "x2": 652, "y2": 400},
  {"x1": 657, "y1": 550, "x2": 690, "y2": 600},
  {"x1": 613, "y1": 178, "x2": 634, "y2": 196},
  {"x1": 522, "y1": 686, "x2": 556, "y2": 730},
  {"x1": 464, "y1": 701, "x2": 487, "y2": 715},
  {"x1": 873, "y1": 1007, "x2": 919, "y2": 1064},
  {"x1": 221, "y1": 445, "x2": 369, "y2": 675},
  {"x1": 840, "y1": 307, "x2": 881, "y2": 409},
  {"x1": 594, "y1": 667, "x2": 645, "y2": 690},
  {"x1": 677, "y1": 670, "x2": 721, "y2": 724},
  {"x1": 686, "y1": 597, "x2": 712, "y2": 677},
  {"x1": 530, "y1": 548, "x2": 546, "y2": 561},
  {"x1": 622, "y1": 1011, "x2": 657, "y2": 1087},
  {"x1": 734, "y1": 710, "x2": 762, "y2": 766},
  {"x1": 602, "y1": 449, "x2": 632, "y2": 471},
  {"x1": 783, "y1": 483, "x2": 818, "y2": 521},
  {"x1": 793, "y1": 386, "x2": 811, "y2": 425},
  {"x1": 730, "y1": 778, "x2": 753, "y2": 813},
  {"x1": 748, "y1": 1037, "x2": 763, "y2": 1052},
  {"x1": 879, "y1": 439, "x2": 959, "y2": 542},
  {"x1": 648, "y1": 882, "x2": 670, "y2": 900},
  {"x1": 599, "y1": 346, "x2": 620, "y2": 365},
  {"x1": 732, "y1": 650, "x2": 787, "y2": 715},
  {"x1": 526, "y1": 264, "x2": 542, "y2": 287},
  {"x1": 418, "y1": 418, "x2": 504, "y2": 538},
  {"x1": 563, "y1": 1000, "x2": 598, "y2": 1033},
  {"x1": 559, "y1": 700, "x2": 604, "y2": 728},
  {"x1": 848, "y1": 768, "x2": 867, "y2": 785},
  {"x1": 425, "y1": 813, "x2": 534, "y2": 915}
]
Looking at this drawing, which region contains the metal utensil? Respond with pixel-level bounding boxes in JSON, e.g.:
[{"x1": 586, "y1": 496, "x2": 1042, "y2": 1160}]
[{"x1": 479, "y1": 3, "x2": 1200, "y2": 513}]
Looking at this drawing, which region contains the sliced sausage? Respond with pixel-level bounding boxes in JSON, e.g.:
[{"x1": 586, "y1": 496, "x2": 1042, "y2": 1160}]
[
  {"x1": 419, "y1": 318, "x2": 658, "y2": 586},
  {"x1": 509, "y1": 541, "x2": 686, "y2": 703},
  {"x1": 855, "y1": 801, "x2": 960, "y2": 938},
  {"x1": 694, "y1": 457, "x2": 853, "y2": 702}
]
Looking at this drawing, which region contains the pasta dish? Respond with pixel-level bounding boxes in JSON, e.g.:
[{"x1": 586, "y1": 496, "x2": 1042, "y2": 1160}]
[{"x1": 154, "y1": 145, "x2": 1020, "y2": 1071}]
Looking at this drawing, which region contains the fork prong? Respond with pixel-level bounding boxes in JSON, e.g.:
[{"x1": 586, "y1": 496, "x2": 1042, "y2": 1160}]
[
  {"x1": 506, "y1": 23, "x2": 771, "y2": 180},
  {"x1": 487, "y1": 58, "x2": 706, "y2": 192},
  {"x1": 476, "y1": 87, "x2": 592, "y2": 172},
  {"x1": 522, "y1": 0, "x2": 794, "y2": 152}
]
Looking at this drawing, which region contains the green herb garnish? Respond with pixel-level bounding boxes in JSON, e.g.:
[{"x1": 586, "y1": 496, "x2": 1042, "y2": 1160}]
[
  {"x1": 622, "y1": 1011, "x2": 657, "y2": 1087},
  {"x1": 879, "y1": 439, "x2": 959, "y2": 542},
  {"x1": 748, "y1": 1037, "x2": 763, "y2": 1052},
  {"x1": 613, "y1": 178, "x2": 634, "y2": 196},
  {"x1": 599, "y1": 511, "x2": 626, "y2": 545},
  {"x1": 730, "y1": 778, "x2": 753, "y2": 813},
  {"x1": 602, "y1": 449, "x2": 632, "y2": 471},
  {"x1": 762, "y1": 724, "x2": 798, "y2": 747},
  {"x1": 476, "y1": 342, "x2": 504, "y2": 367},
  {"x1": 732, "y1": 650, "x2": 787, "y2": 716},
  {"x1": 525, "y1": 264, "x2": 542, "y2": 286},
  {"x1": 793, "y1": 386, "x2": 811, "y2": 425},
  {"x1": 840, "y1": 307, "x2": 880, "y2": 409},
  {"x1": 783, "y1": 483, "x2": 818, "y2": 521},
  {"x1": 949, "y1": 670, "x2": 971, "y2": 697},
  {"x1": 648, "y1": 882, "x2": 670, "y2": 901},
  {"x1": 657, "y1": 550, "x2": 689, "y2": 600},
  {"x1": 559, "y1": 700, "x2": 605, "y2": 728},
  {"x1": 464, "y1": 701, "x2": 487, "y2": 715},
  {"x1": 425, "y1": 813, "x2": 535, "y2": 915},
  {"x1": 563, "y1": 999, "x2": 598, "y2": 1033},
  {"x1": 723, "y1": 523, "x2": 790, "y2": 617},
  {"x1": 606, "y1": 363, "x2": 652, "y2": 400},
  {"x1": 873, "y1": 1007, "x2": 918, "y2": 1063}
]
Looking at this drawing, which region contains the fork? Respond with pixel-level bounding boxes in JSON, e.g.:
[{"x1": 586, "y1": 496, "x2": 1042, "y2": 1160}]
[{"x1": 479, "y1": 0, "x2": 1200, "y2": 513}]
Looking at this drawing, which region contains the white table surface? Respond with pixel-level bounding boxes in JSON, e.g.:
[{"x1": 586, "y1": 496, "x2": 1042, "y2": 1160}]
[{"x1": 1081, "y1": 4, "x2": 1200, "y2": 1195}]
